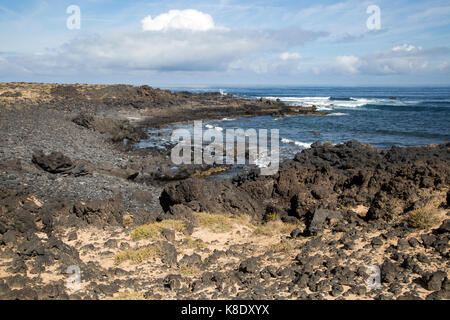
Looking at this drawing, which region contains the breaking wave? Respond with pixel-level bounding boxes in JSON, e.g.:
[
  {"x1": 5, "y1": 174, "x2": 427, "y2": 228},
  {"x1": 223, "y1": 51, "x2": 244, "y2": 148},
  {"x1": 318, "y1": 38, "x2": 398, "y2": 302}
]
[{"x1": 281, "y1": 138, "x2": 312, "y2": 148}]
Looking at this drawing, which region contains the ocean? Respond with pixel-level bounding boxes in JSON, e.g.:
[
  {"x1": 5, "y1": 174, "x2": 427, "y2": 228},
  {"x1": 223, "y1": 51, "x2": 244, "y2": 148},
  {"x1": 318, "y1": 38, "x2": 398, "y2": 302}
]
[{"x1": 138, "y1": 86, "x2": 450, "y2": 163}]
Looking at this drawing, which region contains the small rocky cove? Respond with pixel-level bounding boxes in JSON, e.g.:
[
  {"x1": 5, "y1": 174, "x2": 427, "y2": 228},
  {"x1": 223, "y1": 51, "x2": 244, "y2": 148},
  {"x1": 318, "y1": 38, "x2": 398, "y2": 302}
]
[{"x1": 0, "y1": 83, "x2": 448, "y2": 300}]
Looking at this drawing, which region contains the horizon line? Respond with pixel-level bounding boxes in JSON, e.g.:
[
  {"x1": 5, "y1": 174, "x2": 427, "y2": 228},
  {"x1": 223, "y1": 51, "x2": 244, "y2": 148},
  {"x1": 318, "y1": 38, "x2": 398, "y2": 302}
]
[{"x1": 2, "y1": 81, "x2": 450, "y2": 89}]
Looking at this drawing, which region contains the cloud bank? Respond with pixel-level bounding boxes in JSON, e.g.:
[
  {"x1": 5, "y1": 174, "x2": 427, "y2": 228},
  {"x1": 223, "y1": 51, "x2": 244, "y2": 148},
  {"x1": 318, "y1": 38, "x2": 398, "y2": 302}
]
[
  {"x1": 141, "y1": 9, "x2": 215, "y2": 32},
  {"x1": 355, "y1": 44, "x2": 450, "y2": 75},
  {"x1": 0, "y1": 9, "x2": 326, "y2": 76},
  {"x1": 0, "y1": 7, "x2": 449, "y2": 83}
]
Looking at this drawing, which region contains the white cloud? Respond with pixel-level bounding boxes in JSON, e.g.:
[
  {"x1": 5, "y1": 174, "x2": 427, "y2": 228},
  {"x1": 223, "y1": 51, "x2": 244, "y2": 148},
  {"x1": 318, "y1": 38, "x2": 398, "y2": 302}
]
[
  {"x1": 392, "y1": 44, "x2": 422, "y2": 53},
  {"x1": 360, "y1": 44, "x2": 445, "y2": 75},
  {"x1": 0, "y1": 8, "x2": 328, "y2": 79},
  {"x1": 324, "y1": 44, "x2": 449, "y2": 76},
  {"x1": 280, "y1": 52, "x2": 301, "y2": 60},
  {"x1": 141, "y1": 9, "x2": 215, "y2": 32},
  {"x1": 0, "y1": 24, "x2": 324, "y2": 76},
  {"x1": 335, "y1": 55, "x2": 361, "y2": 74}
]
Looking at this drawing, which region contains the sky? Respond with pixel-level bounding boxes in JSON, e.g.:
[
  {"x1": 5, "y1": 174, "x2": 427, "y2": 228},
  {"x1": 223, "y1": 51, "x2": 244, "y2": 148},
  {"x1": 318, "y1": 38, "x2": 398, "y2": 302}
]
[{"x1": 0, "y1": 0, "x2": 449, "y2": 86}]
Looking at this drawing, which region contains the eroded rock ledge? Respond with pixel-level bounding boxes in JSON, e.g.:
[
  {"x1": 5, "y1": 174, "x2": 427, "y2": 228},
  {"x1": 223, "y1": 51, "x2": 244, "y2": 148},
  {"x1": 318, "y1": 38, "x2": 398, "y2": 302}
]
[{"x1": 161, "y1": 141, "x2": 450, "y2": 224}]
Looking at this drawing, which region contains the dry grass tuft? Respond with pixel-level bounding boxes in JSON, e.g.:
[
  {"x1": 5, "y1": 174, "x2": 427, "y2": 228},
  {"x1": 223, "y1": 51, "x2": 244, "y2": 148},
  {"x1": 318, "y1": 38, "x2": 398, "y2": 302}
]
[
  {"x1": 179, "y1": 266, "x2": 202, "y2": 277},
  {"x1": 253, "y1": 220, "x2": 300, "y2": 237},
  {"x1": 407, "y1": 208, "x2": 439, "y2": 229},
  {"x1": 263, "y1": 212, "x2": 280, "y2": 222},
  {"x1": 193, "y1": 212, "x2": 252, "y2": 233},
  {"x1": 114, "y1": 244, "x2": 163, "y2": 265},
  {"x1": 122, "y1": 214, "x2": 133, "y2": 228},
  {"x1": 268, "y1": 239, "x2": 295, "y2": 253},
  {"x1": 132, "y1": 219, "x2": 186, "y2": 240},
  {"x1": 181, "y1": 237, "x2": 208, "y2": 250}
]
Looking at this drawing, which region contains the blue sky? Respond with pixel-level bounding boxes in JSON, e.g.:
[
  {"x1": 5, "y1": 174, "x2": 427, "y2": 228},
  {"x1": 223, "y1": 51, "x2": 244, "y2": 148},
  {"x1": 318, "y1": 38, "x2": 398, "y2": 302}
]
[{"x1": 0, "y1": 0, "x2": 449, "y2": 86}]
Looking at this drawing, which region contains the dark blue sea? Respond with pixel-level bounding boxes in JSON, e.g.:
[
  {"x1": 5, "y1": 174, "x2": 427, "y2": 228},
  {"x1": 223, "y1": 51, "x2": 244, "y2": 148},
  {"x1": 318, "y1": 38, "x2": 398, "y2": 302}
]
[{"x1": 139, "y1": 86, "x2": 450, "y2": 162}]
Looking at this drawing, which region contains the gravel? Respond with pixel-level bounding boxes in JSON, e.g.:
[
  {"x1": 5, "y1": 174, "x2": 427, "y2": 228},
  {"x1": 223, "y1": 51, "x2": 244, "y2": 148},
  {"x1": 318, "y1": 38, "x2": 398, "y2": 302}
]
[{"x1": 0, "y1": 105, "x2": 163, "y2": 214}]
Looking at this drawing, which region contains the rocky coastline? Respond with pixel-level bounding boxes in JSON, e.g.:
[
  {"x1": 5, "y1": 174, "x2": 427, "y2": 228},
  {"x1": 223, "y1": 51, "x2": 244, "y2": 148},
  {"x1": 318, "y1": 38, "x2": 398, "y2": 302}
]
[{"x1": 0, "y1": 83, "x2": 448, "y2": 300}]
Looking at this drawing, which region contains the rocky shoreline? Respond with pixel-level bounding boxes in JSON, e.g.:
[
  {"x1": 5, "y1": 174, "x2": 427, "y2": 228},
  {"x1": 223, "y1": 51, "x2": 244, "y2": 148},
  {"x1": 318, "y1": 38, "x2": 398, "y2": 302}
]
[{"x1": 0, "y1": 83, "x2": 448, "y2": 300}]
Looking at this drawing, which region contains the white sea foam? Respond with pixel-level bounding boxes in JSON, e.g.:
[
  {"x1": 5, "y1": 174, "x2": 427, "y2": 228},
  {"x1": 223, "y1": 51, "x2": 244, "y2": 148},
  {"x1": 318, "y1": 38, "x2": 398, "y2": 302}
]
[
  {"x1": 327, "y1": 112, "x2": 349, "y2": 116},
  {"x1": 281, "y1": 138, "x2": 312, "y2": 148},
  {"x1": 254, "y1": 156, "x2": 270, "y2": 168},
  {"x1": 294, "y1": 141, "x2": 312, "y2": 148},
  {"x1": 205, "y1": 124, "x2": 223, "y2": 131},
  {"x1": 264, "y1": 96, "x2": 389, "y2": 110}
]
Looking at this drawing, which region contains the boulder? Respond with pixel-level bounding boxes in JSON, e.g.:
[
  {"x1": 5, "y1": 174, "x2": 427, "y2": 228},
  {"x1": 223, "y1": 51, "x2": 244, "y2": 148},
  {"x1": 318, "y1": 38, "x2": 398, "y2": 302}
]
[
  {"x1": 72, "y1": 113, "x2": 94, "y2": 129},
  {"x1": 161, "y1": 228, "x2": 175, "y2": 242},
  {"x1": 179, "y1": 253, "x2": 202, "y2": 267},
  {"x1": 239, "y1": 258, "x2": 259, "y2": 273},
  {"x1": 72, "y1": 195, "x2": 124, "y2": 226},
  {"x1": 305, "y1": 208, "x2": 342, "y2": 236},
  {"x1": 160, "y1": 241, "x2": 177, "y2": 266},
  {"x1": 164, "y1": 274, "x2": 182, "y2": 290},
  {"x1": 160, "y1": 178, "x2": 264, "y2": 219},
  {"x1": 2, "y1": 230, "x2": 17, "y2": 245},
  {"x1": 423, "y1": 271, "x2": 446, "y2": 291},
  {"x1": 32, "y1": 150, "x2": 73, "y2": 174},
  {"x1": 290, "y1": 228, "x2": 302, "y2": 238},
  {"x1": 446, "y1": 190, "x2": 450, "y2": 207},
  {"x1": 381, "y1": 260, "x2": 399, "y2": 283},
  {"x1": 435, "y1": 219, "x2": 450, "y2": 234}
]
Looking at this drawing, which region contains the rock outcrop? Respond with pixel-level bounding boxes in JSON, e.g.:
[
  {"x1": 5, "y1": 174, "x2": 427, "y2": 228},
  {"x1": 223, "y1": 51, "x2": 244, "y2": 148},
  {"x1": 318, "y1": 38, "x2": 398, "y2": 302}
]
[{"x1": 160, "y1": 141, "x2": 450, "y2": 224}]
